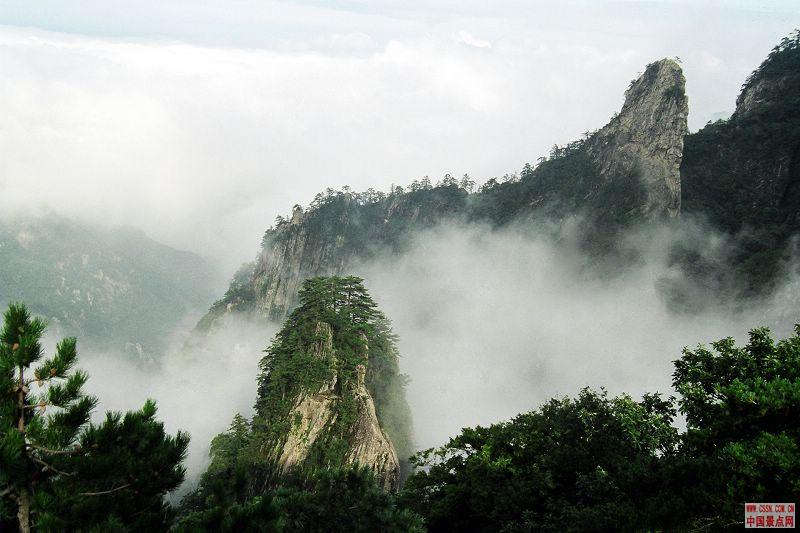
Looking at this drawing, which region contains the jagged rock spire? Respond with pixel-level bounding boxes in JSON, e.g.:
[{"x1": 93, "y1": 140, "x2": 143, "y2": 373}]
[{"x1": 587, "y1": 58, "x2": 688, "y2": 217}]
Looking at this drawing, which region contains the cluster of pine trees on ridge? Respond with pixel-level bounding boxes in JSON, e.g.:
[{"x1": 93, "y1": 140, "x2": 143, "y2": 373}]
[{"x1": 3, "y1": 277, "x2": 799, "y2": 531}]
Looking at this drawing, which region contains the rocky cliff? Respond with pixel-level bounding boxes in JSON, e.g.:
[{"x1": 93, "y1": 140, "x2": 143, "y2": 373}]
[
  {"x1": 585, "y1": 58, "x2": 687, "y2": 217},
  {"x1": 197, "y1": 34, "x2": 800, "y2": 323},
  {"x1": 198, "y1": 58, "x2": 689, "y2": 326},
  {"x1": 270, "y1": 322, "x2": 400, "y2": 490},
  {"x1": 249, "y1": 276, "x2": 411, "y2": 489}
]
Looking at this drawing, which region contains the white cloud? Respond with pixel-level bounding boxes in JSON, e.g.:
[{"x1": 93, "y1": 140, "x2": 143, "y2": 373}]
[
  {"x1": 0, "y1": 4, "x2": 796, "y2": 271},
  {"x1": 358, "y1": 221, "x2": 800, "y2": 450},
  {"x1": 0, "y1": 27, "x2": 642, "y2": 271},
  {"x1": 455, "y1": 30, "x2": 491, "y2": 49}
]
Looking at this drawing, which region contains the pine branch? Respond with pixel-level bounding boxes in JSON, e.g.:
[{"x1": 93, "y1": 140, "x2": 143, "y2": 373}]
[
  {"x1": 80, "y1": 483, "x2": 131, "y2": 496},
  {"x1": 27, "y1": 443, "x2": 81, "y2": 456},
  {"x1": 25, "y1": 375, "x2": 57, "y2": 387},
  {"x1": 30, "y1": 456, "x2": 74, "y2": 477}
]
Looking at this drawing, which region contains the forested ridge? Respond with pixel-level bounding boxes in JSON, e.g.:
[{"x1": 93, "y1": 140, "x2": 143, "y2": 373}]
[
  {"x1": 0, "y1": 216, "x2": 218, "y2": 360},
  {"x1": 201, "y1": 32, "x2": 800, "y2": 328}
]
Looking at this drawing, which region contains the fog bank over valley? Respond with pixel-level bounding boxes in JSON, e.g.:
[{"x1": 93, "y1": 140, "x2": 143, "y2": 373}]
[{"x1": 358, "y1": 220, "x2": 800, "y2": 449}]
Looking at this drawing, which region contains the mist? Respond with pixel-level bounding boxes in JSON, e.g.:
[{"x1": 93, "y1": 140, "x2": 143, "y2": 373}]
[
  {"x1": 45, "y1": 316, "x2": 277, "y2": 493},
  {"x1": 357, "y1": 220, "x2": 800, "y2": 451},
  {"x1": 2, "y1": 6, "x2": 797, "y2": 272},
  {"x1": 29, "y1": 215, "x2": 798, "y2": 496}
]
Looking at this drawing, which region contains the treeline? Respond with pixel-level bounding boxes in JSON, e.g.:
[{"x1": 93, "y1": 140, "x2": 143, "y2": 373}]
[
  {"x1": 268, "y1": 141, "x2": 589, "y2": 232},
  {"x1": 2, "y1": 299, "x2": 798, "y2": 531},
  {"x1": 401, "y1": 325, "x2": 800, "y2": 531}
]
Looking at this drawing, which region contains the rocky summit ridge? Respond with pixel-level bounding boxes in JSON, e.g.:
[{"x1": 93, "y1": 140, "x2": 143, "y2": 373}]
[
  {"x1": 269, "y1": 322, "x2": 400, "y2": 490},
  {"x1": 198, "y1": 58, "x2": 691, "y2": 327}
]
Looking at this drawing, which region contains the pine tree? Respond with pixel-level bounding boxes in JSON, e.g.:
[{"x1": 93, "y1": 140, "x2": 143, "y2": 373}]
[
  {"x1": 0, "y1": 303, "x2": 96, "y2": 532},
  {"x1": 0, "y1": 303, "x2": 189, "y2": 531}
]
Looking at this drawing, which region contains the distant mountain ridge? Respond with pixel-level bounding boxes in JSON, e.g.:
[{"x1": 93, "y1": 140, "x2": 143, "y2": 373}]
[
  {"x1": 0, "y1": 215, "x2": 219, "y2": 358},
  {"x1": 199, "y1": 32, "x2": 800, "y2": 329}
]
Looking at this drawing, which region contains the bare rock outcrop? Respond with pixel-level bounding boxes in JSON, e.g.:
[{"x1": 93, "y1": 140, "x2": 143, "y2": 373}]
[
  {"x1": 586, "y1": 58, "x2": 688, "y2": 217},
  {"x1": 267, "y1": 322, "x2": 400, "y2": 491}
]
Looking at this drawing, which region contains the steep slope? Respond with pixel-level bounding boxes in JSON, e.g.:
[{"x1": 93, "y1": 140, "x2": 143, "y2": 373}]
[
  {"x1": 194, "y1": 276, "x2": 411, "y2": 494},
  {"x1": 467, "y1": 58, "x2": 687, "y2": 226},
  {"x1": 199, "y1": 58, "x2": 688, "y2": 327},
  {"x1": 586, "y1": 58, "x2": 687, "y2": 217},
  {"x1": 265, "y1": 321, "x2": 400, "y2": 490},
  {"x1": 0, "y1": 215, "x2": 218, "y2": 358},
  {"x1": 253, "y1": 276, "x2": 410, "y2": 490},
  {"x1": 681, "y1": 31, "x2": 800, "y2": 293}
]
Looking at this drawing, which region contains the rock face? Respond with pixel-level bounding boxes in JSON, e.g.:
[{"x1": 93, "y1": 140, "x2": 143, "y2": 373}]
[
  {"x1": 197, "y1": 59, "x2": 692, "y2": 325},
  {"x1": 262, "y1": 321, "x2": 401, "y2": 491},
  {"x1": 732, "y1": 35, "x2": 798, "y2": 119},
  {"x1": 252, "y1": 207, "x2": 344, "y2": 322},
  {"x1": 586, "y1": 59, "x2": 688, "y2": 217},
  {"x1": 345, "y1": 359, "x2": 401, "y2": 491},
  {"x1": 200, "y1": 188, "x2": 467, "y2": 326},
  {"x1": 275, "y1": 323, "x2": 339, "y2": 470}
]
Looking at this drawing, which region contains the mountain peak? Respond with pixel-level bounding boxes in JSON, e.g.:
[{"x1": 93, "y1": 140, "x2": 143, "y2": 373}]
[
  {"x1": 587, "y1": 58, "x2": 688, "y2": 217},
  {"x1": 251, "y1": 276, "x2": 410, "y2": 490},
  {"x1": 734, "y1": 31, "x2": 800, "y2": 118}
]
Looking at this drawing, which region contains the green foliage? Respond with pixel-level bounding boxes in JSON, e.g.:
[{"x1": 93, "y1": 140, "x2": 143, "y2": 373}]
[
  {"x1": 273, "y1": 467, "x2": 423, "y2": 532},
  {"x1": 198, "y1": 263, "x2": 257, "y2": 330},
  {"x1": 176, "y1": 466, "x2": 422, "y2": 533},
  {"x1": 401, "y1": 388, "x2": 678, "y2": 532},
  {"x1": 401, "y1": 326, "x2": 800, "y2": 531},
  {"x1": 46, "y1": 400, "x2": 190, "y2": 531},
  {"x1": 671, "y1": 326, "x2": 800, "y2": 529},
  {"x1": 0, "y1": 303, "x2": 189, "y2": 532},
  {"x1": 174, "y1": 492, "x2": 282, "y2": 533},
  {"x1": 252, "y1": 276, "x2": 412, "y2": 472}
]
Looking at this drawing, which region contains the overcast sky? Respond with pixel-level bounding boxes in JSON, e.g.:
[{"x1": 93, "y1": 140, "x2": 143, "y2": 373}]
[{"x1": 1, "y1": 1, "x2": 797, "y2": 272}]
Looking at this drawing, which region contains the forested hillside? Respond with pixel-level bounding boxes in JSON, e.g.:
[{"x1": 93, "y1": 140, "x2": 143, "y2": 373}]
[
  {"x1": 682, "y1": 31, "x2": 800, "y2": 294},
  {"x1": 178, "y1": 276, "x2": 414, "y2": 529},
  {"x1": 0, "y1": 215, "x2": 218, "y2": 358}
]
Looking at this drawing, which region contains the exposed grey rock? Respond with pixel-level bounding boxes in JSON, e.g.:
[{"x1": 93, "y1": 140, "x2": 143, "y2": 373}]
[
  {"x1": 586, "y1": 58, "x2": 688, "y2": 217},
  {"x1": 267, "y1": 323, "x2": 400, "y2": 491}
]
